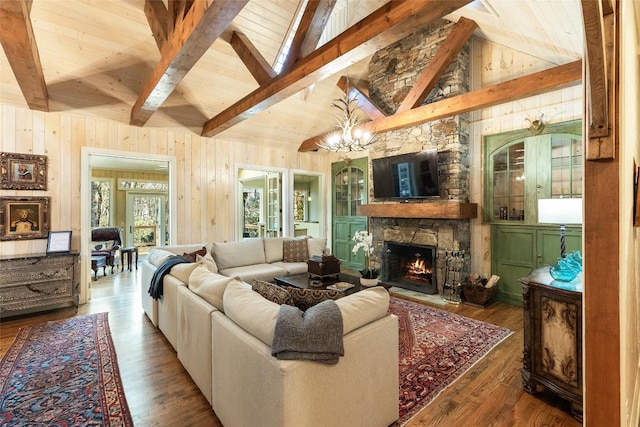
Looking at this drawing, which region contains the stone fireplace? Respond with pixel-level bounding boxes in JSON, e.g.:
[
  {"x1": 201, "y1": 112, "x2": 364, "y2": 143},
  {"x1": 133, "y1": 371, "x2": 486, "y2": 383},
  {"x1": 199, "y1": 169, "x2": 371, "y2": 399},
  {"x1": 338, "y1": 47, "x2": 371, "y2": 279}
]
[
  {"x1": 382, "y1": 241, "x2": 437, "y2": 294},
  {"x1": 361, "y1": 19, "x2": 472, "y2": 294}
]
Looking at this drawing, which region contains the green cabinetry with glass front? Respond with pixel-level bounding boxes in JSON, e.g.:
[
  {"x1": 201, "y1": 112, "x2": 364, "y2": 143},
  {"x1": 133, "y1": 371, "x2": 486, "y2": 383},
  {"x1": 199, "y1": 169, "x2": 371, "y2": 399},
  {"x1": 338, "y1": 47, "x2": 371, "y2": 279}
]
[
  {"x1": 332, "y1": 157, "x2": 368, "y2": 270},
  {"x1": 485, "y1": 120, "x2": 583, "y2": 305}
]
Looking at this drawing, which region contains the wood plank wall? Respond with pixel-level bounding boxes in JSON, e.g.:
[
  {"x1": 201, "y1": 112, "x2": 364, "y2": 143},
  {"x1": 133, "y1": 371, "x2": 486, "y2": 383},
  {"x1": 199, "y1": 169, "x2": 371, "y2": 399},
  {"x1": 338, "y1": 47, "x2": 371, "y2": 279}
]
[{"x1": 0, "y1": 105, "x2": 329, "y2": 257}]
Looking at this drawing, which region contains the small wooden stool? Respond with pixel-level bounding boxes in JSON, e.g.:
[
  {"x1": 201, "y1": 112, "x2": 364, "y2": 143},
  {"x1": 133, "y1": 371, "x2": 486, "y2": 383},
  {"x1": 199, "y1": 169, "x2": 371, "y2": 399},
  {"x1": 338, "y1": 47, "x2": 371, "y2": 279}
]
[
  {"x1": 120, "y1": 247, "x2": 139, "y2": 272},
  {"x1": 91, "y1": 255, "x2": 107, "y2": 280}
]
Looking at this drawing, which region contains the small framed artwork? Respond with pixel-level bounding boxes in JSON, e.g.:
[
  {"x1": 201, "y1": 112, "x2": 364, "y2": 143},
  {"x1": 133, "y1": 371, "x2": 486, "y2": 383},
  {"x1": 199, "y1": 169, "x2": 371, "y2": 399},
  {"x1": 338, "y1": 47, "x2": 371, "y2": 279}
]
[
  {"x1": 47, "y1": 230, "x2": 72, "y2": 253},
  {"x1": 0, "y1": 152, "x2": 48, "y2": 190},
  {"x1": 0, "y1": 196, "x2": 50, "y2": 241}
]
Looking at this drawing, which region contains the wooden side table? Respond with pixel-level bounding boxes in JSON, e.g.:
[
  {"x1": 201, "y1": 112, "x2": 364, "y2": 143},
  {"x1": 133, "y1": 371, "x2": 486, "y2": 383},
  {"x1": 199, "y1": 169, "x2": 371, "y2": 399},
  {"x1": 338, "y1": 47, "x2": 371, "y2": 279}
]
[{"x1": 120, "y1": 247, "x2": 139, "y2": 272}]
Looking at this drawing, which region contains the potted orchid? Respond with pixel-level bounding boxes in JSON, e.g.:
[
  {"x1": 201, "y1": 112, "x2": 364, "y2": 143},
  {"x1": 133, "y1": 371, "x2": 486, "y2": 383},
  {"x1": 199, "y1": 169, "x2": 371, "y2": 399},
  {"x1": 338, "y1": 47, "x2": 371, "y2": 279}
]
[{"x1": 352, "y1": 230, "x2": 379, "y2": 285}]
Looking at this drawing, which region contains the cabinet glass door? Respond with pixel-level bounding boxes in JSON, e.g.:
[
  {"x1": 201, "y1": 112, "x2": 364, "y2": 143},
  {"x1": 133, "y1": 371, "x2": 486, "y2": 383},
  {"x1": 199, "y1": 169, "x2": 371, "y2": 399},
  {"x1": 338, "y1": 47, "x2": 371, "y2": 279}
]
[
  {"x1": 493, "y1": 141, "x2": 525, "y2": 221},
  {"x1": 551, "y1": 136, "x2": 582, "y2": 198}
]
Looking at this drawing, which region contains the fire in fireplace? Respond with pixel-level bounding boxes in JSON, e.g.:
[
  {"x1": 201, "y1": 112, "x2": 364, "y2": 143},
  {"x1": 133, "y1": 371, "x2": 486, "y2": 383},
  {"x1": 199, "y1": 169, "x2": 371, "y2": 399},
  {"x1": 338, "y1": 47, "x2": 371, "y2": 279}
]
[{"x1": 382, "y1": 241, "x2": 437, "y2": 294}]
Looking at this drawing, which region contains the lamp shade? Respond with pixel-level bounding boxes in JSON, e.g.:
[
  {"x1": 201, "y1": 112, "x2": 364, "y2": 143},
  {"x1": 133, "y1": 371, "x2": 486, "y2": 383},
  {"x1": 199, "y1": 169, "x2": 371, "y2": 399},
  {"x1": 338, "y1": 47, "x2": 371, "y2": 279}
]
[{"x1": 537, "y1": 198, "x2": 583, "y2": 224}]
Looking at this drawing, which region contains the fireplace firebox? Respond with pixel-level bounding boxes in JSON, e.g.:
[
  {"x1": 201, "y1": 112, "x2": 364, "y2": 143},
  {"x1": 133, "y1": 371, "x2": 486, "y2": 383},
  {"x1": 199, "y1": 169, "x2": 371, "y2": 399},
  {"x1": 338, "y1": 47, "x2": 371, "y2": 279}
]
[{"x1": 382, "y1": 241, "x2": 437, "y2": 294}]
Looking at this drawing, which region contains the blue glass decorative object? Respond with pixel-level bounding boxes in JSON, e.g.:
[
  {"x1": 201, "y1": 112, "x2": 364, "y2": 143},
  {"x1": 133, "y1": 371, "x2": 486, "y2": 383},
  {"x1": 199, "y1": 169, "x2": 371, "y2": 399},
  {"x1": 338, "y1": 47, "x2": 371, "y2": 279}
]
[{"x1": 549, "y1": 250, "x2": 583, "y2": 282}]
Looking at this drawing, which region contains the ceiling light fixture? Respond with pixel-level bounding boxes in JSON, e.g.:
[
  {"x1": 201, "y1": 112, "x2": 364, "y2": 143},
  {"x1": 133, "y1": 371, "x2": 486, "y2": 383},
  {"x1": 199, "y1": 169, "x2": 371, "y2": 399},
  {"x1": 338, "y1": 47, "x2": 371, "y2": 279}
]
[{"x1": 317, "y1": 79, "x2": 377, "y2": 153}]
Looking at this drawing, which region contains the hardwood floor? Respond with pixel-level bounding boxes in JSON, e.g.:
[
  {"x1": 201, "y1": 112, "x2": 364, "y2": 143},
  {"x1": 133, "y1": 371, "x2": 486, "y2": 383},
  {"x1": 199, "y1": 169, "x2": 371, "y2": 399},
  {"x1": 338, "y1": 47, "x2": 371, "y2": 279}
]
[{"x1": 0, "y1": 266, "x2": 581, "y2": 426}]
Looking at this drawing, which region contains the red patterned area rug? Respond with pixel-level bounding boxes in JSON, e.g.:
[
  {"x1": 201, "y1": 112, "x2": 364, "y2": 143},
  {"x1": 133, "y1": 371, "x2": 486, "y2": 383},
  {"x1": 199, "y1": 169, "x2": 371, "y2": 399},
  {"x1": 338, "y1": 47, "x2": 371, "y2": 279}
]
[
  {"x1": 389, "y1": 296, "x2": 513, "y2": 426},
  {"x1": 0, "y1": 313, "x2": 133, "y2": 426}
]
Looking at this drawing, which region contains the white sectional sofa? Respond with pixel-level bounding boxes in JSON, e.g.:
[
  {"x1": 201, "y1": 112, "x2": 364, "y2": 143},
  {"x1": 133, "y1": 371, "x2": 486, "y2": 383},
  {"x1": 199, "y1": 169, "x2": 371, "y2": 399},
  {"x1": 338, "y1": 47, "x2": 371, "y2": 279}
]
[{"x1": 140, "y1": 237, "x2": 400, "y2": 427}]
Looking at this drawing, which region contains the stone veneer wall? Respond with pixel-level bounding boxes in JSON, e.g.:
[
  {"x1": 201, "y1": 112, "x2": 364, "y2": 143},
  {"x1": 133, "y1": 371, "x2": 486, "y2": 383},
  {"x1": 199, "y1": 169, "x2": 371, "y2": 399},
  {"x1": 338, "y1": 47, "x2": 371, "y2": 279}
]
[{"x1": 365, "y1": 19, "x2": 472, "y2": 292}]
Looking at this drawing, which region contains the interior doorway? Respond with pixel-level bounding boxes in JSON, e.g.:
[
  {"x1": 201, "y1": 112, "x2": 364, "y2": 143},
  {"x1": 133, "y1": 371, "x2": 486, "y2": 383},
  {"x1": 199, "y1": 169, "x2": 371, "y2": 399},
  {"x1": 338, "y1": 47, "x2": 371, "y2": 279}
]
[{"x1": 81, "y1": 148, "x2": 176, "y2": 303}]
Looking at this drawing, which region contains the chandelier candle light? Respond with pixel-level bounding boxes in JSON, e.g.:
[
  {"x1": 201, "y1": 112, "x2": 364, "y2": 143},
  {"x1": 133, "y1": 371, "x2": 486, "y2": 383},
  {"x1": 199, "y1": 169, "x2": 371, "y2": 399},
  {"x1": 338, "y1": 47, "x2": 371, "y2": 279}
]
[
  {"x1": 352, "y1": 230, "x2": 379, "y2": 285},
  {"x1": 318, "y1": 81, "x2": 377, "y2": 153}
]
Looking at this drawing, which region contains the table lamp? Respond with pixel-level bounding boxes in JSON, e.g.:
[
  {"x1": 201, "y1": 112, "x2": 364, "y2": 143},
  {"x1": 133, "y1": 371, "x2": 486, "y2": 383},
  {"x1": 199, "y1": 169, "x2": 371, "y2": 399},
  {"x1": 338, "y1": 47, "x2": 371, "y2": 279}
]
[{"x1": 538, "y1": 198, "x2": 583, "y2": 258}]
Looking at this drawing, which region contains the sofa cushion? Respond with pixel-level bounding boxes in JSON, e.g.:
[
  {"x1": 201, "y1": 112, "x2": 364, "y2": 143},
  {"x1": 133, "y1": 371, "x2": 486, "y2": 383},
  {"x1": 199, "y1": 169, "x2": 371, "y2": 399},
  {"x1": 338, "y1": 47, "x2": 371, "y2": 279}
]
[
  {"x1": 283, "y1": 237, "x2": 309, "y2": 262},
  {"x1": 307, "y1": 237, "x2": 327, "y2": 257},
  {"x1": 189, "y1": 267, "x2": 238, "y2": 311},
  {"x1": 170, "y1": 261, "x2": 203, "y2": 284},
  {"x1": 284, "y1": 287, "x2": 344, "y2": 311},
  {"x1": 197, "y1": 251, "x2": 218, "y2": 273},
  {"x1": 263, "y1": 237, "x2": 289, "y2": 263},
  {"x1": 183, "y1": 246, "x2": 207, "y2": 262},
  {"x1": 270, "y1": 261, "x2": 308, "y2": 276},
  {"x1": 335, "y1": 286, "x2": 390, "y2": 335},
  {"x1": 218, "y1": 263, "x2": 287, "y2": 283},
  {"x1": 148, "y1": 249, "x2": 175, "y2": 267},
  {"x1": 211, "y1": 239, "x2": 266, "y2": 270},
  {"x1": 252, "y1": 280, "x2": 294, "y2": 305},
  {"x1": 224, "y1": 280, "x2": 280, "y2": 346}
]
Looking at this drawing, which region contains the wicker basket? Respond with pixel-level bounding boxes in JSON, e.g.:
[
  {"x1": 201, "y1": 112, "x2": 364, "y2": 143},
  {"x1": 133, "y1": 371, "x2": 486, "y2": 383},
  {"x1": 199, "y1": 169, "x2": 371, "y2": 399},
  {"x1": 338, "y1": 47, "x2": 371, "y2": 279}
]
[{"x1": 462, "y1": 282, "x2": 498, "y2": 307}]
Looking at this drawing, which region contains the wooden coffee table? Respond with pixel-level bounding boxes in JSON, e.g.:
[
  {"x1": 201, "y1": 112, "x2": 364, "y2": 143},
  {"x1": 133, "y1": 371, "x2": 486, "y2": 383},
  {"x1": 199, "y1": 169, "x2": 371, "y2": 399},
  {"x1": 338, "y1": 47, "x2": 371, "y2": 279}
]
[{"x1": 274, "y1": 272, "x2": 366, "y2": 296}]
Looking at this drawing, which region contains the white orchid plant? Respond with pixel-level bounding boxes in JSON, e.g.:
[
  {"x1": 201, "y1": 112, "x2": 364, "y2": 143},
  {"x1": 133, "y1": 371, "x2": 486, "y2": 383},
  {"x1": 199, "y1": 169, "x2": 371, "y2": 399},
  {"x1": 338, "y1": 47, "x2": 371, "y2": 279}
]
[{"x1": 352, "y1": 230, "x2": 379, "y2": 279}]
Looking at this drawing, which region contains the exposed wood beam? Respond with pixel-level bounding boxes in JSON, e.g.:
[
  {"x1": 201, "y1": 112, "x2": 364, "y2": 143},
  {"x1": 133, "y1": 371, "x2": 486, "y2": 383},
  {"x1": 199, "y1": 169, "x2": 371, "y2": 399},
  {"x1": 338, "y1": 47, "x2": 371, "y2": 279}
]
[
  {"x1": 336, "y1": 76, "x2": 386, "y2": 121},
  {"x1": 144, "y1": 0, "x2": 169, "y2": 51},
  {"x1": 396, "y1": 17, "x2": 477, "y2": 113},
  {"x1": 299, "y1": 60, "x2": 582, "y2": 152},
  {"x1": 201, "y1": 0, "x2": 473, "y2": 138},
  {"x1": 581, "y1": 0, "x2": 609, "y2": 139},
  {"x1": 230, "y1": 32, "x2": 276, "y2": 86},
  {"x1": 0, "y1": 0, "x2": 48, "y2": 111},
  {"x1": 130, "y1": 0, "x2": 249, "y2": 127},
  {"x1": 280, "y1": 0, "x2": 337, "y2": 73}
]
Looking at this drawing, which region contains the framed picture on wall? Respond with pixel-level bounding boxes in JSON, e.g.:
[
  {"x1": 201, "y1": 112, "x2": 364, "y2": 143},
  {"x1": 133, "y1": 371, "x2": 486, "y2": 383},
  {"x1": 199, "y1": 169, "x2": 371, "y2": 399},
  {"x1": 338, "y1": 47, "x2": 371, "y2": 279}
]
[
  {"x1": 0, "y1": 152, "x2": 48, "y2": 190},
  {"x1": 47, "y1": 230, "x2": 72, "y2": 253},
  {"x1": 0, "y1": 196, "x2": 50, "y2": 240}
]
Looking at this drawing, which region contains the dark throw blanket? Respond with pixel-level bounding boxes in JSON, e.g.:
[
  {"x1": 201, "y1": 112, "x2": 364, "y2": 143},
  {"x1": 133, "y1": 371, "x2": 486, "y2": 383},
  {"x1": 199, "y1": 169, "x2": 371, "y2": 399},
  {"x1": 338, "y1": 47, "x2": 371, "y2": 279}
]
[
  {"x1": 271, "y1": 299, "x2": 344, "y2": 365},
  {"x1": 148, "y1": 255, "x2": 191, "y2": 300}
]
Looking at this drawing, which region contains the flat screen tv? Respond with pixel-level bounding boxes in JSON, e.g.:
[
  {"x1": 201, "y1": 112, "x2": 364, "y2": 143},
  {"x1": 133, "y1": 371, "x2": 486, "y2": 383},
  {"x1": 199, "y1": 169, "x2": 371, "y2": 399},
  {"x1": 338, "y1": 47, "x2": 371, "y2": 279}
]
[{"x1": 372, "y1": 149, "x2": 439, "y2": 199}]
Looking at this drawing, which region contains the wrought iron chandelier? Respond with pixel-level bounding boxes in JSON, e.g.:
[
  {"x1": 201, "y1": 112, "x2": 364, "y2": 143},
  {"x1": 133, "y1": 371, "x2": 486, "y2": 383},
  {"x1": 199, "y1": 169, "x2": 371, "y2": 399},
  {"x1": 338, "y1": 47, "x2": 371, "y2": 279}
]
[{"x1": 317, "y1": 84, "x2": 377, "y2": 153}]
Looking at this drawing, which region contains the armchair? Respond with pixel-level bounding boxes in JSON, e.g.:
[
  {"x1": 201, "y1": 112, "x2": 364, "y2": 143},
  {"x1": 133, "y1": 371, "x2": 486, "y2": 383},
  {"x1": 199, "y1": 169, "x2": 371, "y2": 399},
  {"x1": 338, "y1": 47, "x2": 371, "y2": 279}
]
[{"x1": 91, "y1": 227, "x2": 122, "y2": 273}]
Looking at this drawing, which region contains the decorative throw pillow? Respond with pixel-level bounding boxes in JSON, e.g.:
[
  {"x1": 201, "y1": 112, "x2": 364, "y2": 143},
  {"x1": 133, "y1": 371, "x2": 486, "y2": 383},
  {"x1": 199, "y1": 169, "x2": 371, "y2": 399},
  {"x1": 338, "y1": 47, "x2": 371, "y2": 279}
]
[
  {"x1": 285, "y1": 287, "x2": 344, "y2": 311},
  {"x1": 183, "y1": 246, "x2": 207, "y2": 262},
  {"x1": 252, "y1": 280, "x2": 294, "y2": 306},
  {"x1": 91, "y1": 240, "x2": 115, "y2": 251},
  {"x1": 283, "y1": 237, "x2": 309, "y2": 263}
]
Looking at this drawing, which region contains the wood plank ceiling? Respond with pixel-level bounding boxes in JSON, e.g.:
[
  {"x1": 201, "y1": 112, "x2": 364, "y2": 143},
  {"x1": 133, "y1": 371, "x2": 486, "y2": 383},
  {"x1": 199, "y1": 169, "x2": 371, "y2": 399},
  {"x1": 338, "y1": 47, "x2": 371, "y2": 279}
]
[{"x1": 0, "y1": 0, "x2": 584, "y2": 148}]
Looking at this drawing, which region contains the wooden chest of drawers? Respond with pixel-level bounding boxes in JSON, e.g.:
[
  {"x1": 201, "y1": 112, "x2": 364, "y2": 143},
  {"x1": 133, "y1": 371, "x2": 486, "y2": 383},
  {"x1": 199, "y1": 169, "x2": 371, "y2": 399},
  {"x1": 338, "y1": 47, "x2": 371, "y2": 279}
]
[
  {"x1": 519, "y1": 267, "x2": 583, "y2": 421},
  {"x1": 0, "y1": 252, "x2": 80, "y2": 318}
]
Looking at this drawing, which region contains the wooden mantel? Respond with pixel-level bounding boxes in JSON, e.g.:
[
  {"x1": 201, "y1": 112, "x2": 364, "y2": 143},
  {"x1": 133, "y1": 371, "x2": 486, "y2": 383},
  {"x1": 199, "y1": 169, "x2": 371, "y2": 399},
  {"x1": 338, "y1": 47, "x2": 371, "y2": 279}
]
[{"x1": 357, "y1": 202, "x2": 477, "y2": 219}]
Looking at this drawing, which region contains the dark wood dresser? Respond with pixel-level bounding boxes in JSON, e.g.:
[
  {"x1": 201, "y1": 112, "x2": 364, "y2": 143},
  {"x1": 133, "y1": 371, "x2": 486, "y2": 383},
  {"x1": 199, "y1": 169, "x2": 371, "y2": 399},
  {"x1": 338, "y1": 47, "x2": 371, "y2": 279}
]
[
  {"x1": 519, "y1": 267, "x2": 583, "y2": 421},
  {"x1": 0, "y1": 252, "x2": 80, "y2": 318}
]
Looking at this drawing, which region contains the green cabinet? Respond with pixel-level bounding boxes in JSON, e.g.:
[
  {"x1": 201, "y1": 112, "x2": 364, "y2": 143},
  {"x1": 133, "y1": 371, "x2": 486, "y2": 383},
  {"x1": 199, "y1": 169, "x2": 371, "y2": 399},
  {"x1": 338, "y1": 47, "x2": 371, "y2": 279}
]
[
  {"x1": 485, "y1": 121, "x2": 583, "y2": 305},
  {"x1": 332, "y1": 157, "x2": 368, "y2": 270},
  {"x1": 492, "y1": 224, "x2": 581, "y2": 305}
]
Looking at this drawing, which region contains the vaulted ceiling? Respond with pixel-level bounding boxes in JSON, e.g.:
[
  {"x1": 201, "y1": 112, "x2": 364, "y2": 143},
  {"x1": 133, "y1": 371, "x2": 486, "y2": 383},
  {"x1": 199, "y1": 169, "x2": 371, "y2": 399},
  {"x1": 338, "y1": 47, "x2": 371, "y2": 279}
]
[{"x1": 0, "y1": 0, "x2": 584, "y2": 149}]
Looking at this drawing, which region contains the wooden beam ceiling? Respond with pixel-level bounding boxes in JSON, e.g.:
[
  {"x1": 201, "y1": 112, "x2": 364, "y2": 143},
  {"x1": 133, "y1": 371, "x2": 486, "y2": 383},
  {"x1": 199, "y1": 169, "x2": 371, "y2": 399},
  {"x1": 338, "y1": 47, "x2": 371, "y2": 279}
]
[
  {"x1": 201, "y1": 0, "x2": 473, "y2": 138},
  {"x1": 280, "y1": 0, "x2": 337, "y2": 74},
  {"x1": 0, "y1": 0, "x2": 48, "y2": 111},
  {"x1": 144, "y1": 0, "x2": 169, "y2": 51},
  {"x1": 298, "y1": 60, "x2": 583, "y2": 152},
  {"x1": 230, "y1": 31, "x2": 276, "y2": 85},
  {"x1": 130, "y1": 0, "x2": 248, "y2": 127}
]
